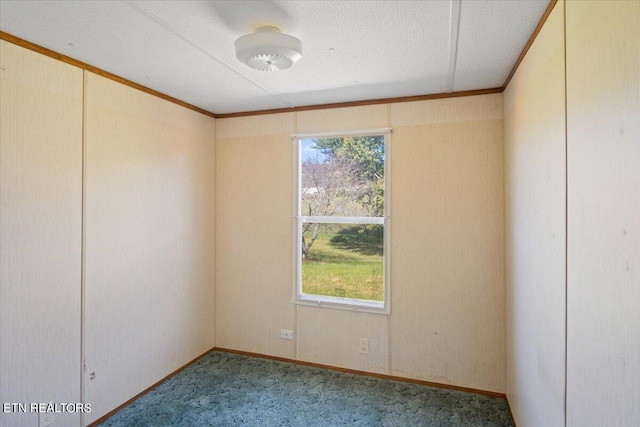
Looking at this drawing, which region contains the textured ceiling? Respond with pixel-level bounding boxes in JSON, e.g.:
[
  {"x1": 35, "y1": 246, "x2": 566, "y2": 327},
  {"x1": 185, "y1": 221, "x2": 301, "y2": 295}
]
[{"x1": 0, "y1": 0, "x2": 550, "y2": 114}]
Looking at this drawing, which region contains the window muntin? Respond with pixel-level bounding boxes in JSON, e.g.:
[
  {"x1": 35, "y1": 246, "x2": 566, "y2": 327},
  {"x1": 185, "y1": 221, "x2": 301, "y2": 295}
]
[{"x1": 294, "y1": 129, "x2": 390, "y2": 314}]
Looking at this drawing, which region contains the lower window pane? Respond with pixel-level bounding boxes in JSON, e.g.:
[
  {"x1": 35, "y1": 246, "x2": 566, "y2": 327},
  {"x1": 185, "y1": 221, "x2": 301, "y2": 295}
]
[{"x1": 301, "y1": 223, "x2": 383, "y2": 301}]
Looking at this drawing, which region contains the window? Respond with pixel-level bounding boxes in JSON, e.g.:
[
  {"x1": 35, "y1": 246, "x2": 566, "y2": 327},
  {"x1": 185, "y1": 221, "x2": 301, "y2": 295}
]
[{"x1": 293, "y1": 129, "x2": 391, "y2": 314}]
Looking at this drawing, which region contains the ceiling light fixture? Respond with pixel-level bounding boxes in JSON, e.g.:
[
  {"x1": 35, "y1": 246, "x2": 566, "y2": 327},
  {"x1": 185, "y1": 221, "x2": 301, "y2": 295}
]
[{"x1": 235, "y1": 26, "x2": 302, "y2": 72}]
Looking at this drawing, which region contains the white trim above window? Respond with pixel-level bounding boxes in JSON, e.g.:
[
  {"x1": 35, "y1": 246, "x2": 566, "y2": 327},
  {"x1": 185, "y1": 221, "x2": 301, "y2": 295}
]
[{"x1": 292, "y1": 129, "x2": 391, "y2": 315}]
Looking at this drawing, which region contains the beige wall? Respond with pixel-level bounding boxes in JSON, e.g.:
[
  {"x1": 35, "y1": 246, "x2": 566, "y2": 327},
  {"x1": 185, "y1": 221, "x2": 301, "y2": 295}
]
[
  {"x1": 504, "y1": 1, "x2": 640, "y2": 426},
  {"x1": 0, "y1": 40, "x2": 83, "y2": 427},
  {"x1": 503, "y1": 2, "x2": 566, "y2": 426},
  {"x1": 82, "y1": 72, "x2": 216, "y2": 424},
  {"x1": 215, "y1": 113, "x2": 296, "y2": 359},
  {"x1": 566, "y1": 1, "x2": 640, "y2": 426},
  {"x1": 390, "y1": 95, "x2": 505, "y2": 391},
  {"x1": 0, "y1": 42, "x2": 217, "y2": 425},
  {"x1": 216, "y1": 95, "x2": 506, "y2": 392}
]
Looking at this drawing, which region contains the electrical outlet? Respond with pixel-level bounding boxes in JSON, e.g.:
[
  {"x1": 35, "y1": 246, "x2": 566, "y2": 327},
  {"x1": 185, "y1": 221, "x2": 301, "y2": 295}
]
[
  {"x1": 280, "y1": 329, "x2": 294, "y2": 340},
  {"x1": 359, "y1": 338, "x2": 369, "y2": 355},
  {"x1": 39, "y1": 405, "x2": 54, "y2": 426}
]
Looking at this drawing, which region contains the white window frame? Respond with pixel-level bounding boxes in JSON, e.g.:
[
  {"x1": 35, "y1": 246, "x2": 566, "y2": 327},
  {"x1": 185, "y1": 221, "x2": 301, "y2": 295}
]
[{"x1": 292, "y1": 128, "x2": 391, "y2": 315}]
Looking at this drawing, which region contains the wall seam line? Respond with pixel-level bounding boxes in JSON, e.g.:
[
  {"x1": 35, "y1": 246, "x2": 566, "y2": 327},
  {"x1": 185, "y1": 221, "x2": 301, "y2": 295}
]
[
  {"x1": 213, "y1": 116, "x2": 218, "y2": 351},
  {"x1": 80, "y1": 69, "x2": 87, "y2": 427},
  {"x1": 294, "y1": 112, "x2": 299, "y2": 362},
  {"x1": 563, "y1": 0, "x2": 569, "y2": 426},
  {"x1": 386, "y1": 103, "x2": 392, "y2": 376}
]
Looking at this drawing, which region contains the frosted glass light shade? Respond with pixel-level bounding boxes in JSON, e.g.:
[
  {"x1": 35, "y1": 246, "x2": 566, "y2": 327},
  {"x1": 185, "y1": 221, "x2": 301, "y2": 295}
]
[{"x1": 235, "y1": 26, "x2": 302, "y2": 71}]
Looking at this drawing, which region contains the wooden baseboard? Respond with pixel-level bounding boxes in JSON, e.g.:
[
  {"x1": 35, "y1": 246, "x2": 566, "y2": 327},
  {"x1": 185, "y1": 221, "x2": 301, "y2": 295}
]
[
  {"x1": 87, "y1": 347, "x2": 217, "y2": 426},
  {"x1": 214, "y1": 347, "x2": 507, "y2": 399}
]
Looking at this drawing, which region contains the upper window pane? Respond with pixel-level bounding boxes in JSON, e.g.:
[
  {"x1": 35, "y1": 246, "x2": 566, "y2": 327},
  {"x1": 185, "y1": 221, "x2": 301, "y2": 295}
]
[{"x1": 300, "y1": 136, "x2": 385, "y2": 218}]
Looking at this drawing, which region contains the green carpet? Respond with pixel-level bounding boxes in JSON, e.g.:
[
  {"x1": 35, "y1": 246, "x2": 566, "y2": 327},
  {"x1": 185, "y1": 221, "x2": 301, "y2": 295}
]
[{"x1": 98, "y1": 351, "x2": 514, "y2": 426}]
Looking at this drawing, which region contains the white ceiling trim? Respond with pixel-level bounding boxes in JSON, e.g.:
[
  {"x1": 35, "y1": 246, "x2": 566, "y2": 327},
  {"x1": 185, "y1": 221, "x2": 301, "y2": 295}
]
[
  {"x1": 125, "y1": 0, "x2": 295, "y2": 109},
  {"x1": 446, "y1": 0, "x2": 462, "y2": 93}
]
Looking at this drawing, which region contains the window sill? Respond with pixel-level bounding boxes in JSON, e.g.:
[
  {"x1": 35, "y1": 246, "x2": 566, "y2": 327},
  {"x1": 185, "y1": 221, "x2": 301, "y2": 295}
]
[{"x1": 294, "y1": 295, "x2": 390, "y2": 315}]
